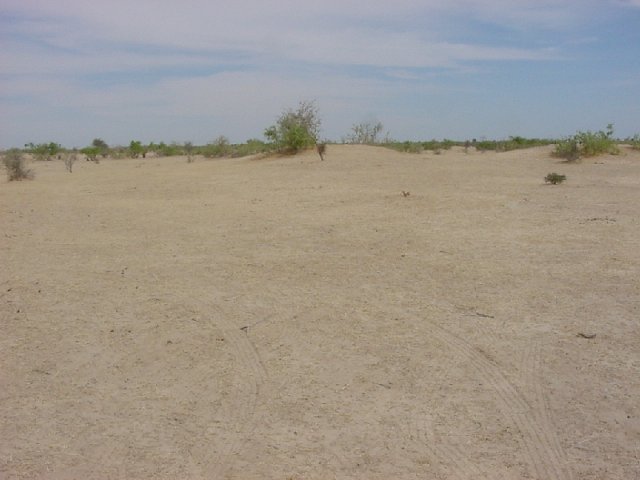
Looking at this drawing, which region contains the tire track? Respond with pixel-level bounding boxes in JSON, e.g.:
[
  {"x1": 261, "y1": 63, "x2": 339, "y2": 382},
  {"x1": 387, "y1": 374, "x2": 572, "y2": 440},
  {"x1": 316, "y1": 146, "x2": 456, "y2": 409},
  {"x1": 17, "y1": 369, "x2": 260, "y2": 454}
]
[
  {"x1": 427, "y1": 319, "x2": 571, "y2": 480},
  {"x1": 192, "y1": 300, "x2": 268, "y2": 480},
  {"x1": 521, "y1": 341, "x2": 574, "y2": 480},
  {"x1": 425, "y1": 429, "x2": 487, "y2": 480}
]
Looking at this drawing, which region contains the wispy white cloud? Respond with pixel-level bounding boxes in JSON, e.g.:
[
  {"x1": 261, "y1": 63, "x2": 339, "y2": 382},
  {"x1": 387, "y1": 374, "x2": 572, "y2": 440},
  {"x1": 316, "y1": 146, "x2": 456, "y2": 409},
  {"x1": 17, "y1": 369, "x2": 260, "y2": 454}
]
[{"x1": 1, "y1": 0, "x2": 639, "y2": 146}]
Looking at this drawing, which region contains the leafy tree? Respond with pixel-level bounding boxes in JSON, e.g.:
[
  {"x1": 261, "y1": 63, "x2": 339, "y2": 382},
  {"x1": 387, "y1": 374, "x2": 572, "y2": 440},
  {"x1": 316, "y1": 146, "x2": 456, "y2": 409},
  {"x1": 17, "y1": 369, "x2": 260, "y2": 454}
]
[
  {"x1": 129, "y1": 140, "x2": 146, "y2": 158},
  {"x1": 184, "y1": 141, "x2": 194, "y2": 162},
  {"x1": 92, "y1": 138, "x2": 109, "y2": 157},
  {"x1": 81, "y1": 146, "x2": 100, "y2": 162},
  {"x1": 264, "y1": 100, "x2": 321, "y2": 153},
  {"x1": 26, "y1": 142, "x2": 61, "y2": 161}
]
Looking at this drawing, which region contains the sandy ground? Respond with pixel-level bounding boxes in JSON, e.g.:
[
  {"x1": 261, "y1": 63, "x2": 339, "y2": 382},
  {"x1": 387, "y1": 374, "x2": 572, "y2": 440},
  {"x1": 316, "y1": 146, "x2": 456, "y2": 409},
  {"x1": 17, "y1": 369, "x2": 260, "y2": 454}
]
[{"x1": 1, "y1": 145, "x2": 639, "y2": 480}]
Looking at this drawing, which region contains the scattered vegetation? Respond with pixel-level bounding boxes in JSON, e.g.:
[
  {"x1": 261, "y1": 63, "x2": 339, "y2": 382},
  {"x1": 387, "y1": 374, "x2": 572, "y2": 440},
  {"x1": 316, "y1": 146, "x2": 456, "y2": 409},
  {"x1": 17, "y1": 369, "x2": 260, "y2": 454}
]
[
  {"x1": 92, "y1": 138, "x2": 110, "y2": 158},
  {"x1": 228, "y1": 139, "x2": 270, "y2": 157},
  {"x1": 627, "y1": 134, "x2": 640, "y2": 150},
  {"x1": 383, "y1": 139, "x2": 456, "y2": 154},
  {"x1": 151, "y1": 142, "x2": 182, "y2": 157},
  {"x1": 25, "y1": 142, "x2": 61, "y2": 161},
  {"x1": 3, "y1": 149, "x2": 34, "y2": 181},
  {"x1": 474, "y1": 137, "x2": 553, "y2": 152},
  {"x1": 554, "y1": 124, "x2": 620, "y2": 161},
  {"x1": 129, "y1": 140, "x2": 147, "y2": 158},
  {"x1": 184, "y1": 141, "x2": 195, "y2": 163},
  {"x1": 545, "y1": 173, "x2": 567, "y2": 185},
  {"x1": 81, "y1": 146, "x2": 101, "y2": 162},
  {"x1": 264, "y1": 100, "x2": 321, "y2": 154},
  {"x1": 202, "y1": 136, "x2": 231, "y2": 158},
  {"x1": 345, "y1": 121, "x2": 386, "y2": 144}
]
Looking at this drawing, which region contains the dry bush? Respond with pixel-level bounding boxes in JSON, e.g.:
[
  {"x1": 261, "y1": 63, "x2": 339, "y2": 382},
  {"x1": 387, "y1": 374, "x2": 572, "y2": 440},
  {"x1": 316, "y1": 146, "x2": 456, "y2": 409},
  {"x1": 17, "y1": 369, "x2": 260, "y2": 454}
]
[{"x1": 3, "y1": 149, "x2": 34, "y2": 181}]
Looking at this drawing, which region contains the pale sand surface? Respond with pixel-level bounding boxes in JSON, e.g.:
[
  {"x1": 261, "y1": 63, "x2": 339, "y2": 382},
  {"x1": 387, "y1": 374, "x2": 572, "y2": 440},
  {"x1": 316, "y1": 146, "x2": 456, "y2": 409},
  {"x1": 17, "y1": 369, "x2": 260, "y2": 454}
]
[{"x1": 1, "y1": 145, "x2": 639, "y2": 479}]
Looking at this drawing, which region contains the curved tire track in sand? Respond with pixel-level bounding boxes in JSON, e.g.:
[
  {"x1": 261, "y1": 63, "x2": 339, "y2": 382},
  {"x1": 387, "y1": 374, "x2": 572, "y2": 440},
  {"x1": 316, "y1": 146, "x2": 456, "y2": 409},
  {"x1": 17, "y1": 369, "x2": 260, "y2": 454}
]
[
  {"x1": 195, "y1": 301, "x2": 268, "y2": 479},
  {"x1": 428, "y1": 320, "x2": 573, "y2": 480},
  {"x1": 521, "y1": 341, "x2": 574, "y2": 480}
]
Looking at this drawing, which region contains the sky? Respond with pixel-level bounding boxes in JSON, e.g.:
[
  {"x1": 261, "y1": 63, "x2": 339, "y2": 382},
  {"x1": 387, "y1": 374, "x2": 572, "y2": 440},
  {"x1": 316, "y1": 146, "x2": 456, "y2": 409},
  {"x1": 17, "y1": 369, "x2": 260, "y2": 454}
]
[{"x1": 1, "y1": 0, "x2": 639, "y2": 148}]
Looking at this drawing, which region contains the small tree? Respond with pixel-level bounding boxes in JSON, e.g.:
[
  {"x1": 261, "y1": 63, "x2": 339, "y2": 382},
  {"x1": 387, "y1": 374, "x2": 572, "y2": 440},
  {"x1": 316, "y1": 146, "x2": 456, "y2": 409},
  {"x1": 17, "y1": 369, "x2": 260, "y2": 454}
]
[
  {"x1": 92, "y1": 138, "x2": 110, "y2": 157},
  {"x1": 3, "y1": 149, "x2": 34, "y2": 181},
  {"x1": 129, "y1": 140, "x2": 146, "y2": 158},
  {"x1": 184, "y1": 141, "x2": 194, "y2": 163},
  {"x1": 264, "y1": 100, "x2": 321, "y2": 154},
  {"x1": 81, "y1": 146, "x2": 100, "y2": 163},
  {"x1": 26, "y1": 142, "x2": 61, "y2": 161}
]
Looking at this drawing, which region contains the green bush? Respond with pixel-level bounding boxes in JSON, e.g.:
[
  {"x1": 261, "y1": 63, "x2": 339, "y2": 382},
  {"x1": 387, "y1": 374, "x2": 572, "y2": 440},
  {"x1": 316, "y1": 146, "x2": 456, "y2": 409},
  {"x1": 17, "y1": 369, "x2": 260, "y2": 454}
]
[
  {"x1": 203, "y1": 136, "x2": 231, "y2": 158},
  {"x1": 265, "y1": 100, "x2": 321, "y2": 154},
  {"x1": 81, "y1": 146, "x2": 100, "y2": 162},
  {"x1": 25, "y1": 142, "x2": 61, "y2": 161},
  {"x1": 554, "y1": 124, "x2": 619, "y2": 160},
  {"x1": 628, "y1": 134, "x2": 640, "y2": 150},
  {"x1": 92, "y1": 138, "x2": 110, "y2": 157},
  {"x1": 231, "y1": 139, "x2": 271, "y2": 157},
  {"x1": 129, "y1": 140, "x2": 147, "y2": 158},
  {"x1": 383, "y1": 139, "x2": 457, "y2": 154},
  {"x1": 474, "y1": 137, "x2": 552, "y2": 152},
  {"x1": 3, "y1": 149, "x2": 34, "y2": 181},
  {"x1": 545, "y1": 173, "x2": 566, "y2": 185}
]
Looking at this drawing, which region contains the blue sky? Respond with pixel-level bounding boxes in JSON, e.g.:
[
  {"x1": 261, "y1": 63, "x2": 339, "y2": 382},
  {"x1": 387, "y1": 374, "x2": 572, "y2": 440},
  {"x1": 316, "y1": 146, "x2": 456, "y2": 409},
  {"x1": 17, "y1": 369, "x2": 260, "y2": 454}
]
[{"x1": 1, "y1": 0, "x2": 639, "y2": 148}]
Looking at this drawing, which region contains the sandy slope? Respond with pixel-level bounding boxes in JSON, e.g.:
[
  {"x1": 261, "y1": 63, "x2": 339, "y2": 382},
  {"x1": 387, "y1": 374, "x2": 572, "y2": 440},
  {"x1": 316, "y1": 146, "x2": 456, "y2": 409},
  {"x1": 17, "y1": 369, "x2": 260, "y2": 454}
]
[{"x1": 1, "y1": 145, "x2": 639, "y2": 479}]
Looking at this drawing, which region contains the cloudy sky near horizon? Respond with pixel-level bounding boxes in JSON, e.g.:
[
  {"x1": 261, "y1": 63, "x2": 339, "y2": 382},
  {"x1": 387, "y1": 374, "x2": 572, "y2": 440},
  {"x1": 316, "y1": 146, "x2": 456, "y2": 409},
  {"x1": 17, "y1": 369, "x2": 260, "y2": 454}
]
[{"x1": 1, "y1": 0, "x2": 639, "y2": 148}]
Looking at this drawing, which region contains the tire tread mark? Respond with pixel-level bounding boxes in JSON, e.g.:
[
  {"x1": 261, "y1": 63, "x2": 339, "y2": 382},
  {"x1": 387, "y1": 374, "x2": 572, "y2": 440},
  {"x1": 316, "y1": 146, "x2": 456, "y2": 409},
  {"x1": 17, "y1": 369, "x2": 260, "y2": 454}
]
[
  {"x1": 526, "y1": 341, "x2": 574, "y2": 480},
  {"x1": 194, "y1": 300, "x2": 268, "y2": 480},
  {"x1": 430, "y1": 321, "x2": 571, "y2": 480}
]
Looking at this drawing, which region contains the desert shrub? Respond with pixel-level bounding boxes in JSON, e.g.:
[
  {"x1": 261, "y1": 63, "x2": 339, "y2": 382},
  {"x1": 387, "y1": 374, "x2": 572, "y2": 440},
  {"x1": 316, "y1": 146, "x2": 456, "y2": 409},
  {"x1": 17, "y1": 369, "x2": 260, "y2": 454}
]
[
  {"x1": 3, "y1": 149, "x2": 34, "y2": 181},
  {"x1": 154, "y1": 142, "x2": 181, "y2": 157},
  {"x1": 545, "y1": 173, "x2": 566, "y2": 185},
  {"x1": 474, "y1": 140, "x2": 497, "y2": 152},
  {"x1": 264, "y1": 101, "x2": 322, "y2": 153},
  {"x1": 498, "y1": 137, "x2": 551, "y2": 151},
  {"x1": 231, "y1": 139, "x2": 271, "y2": 157},
  {"x1": 25, "y1": 142, "x2": 61, "y2": 161},
  {"x1": 265, "y1": 100, "x2": 321, "y2": 154},
  {"x1": 184, "y1": 141, "x2": 195, "y2": 163},
  {"x1": 92, "y1": 138, "x2": 110, "y2": 157},
  {"x1": 472, "y1": 137, "x2": 553, "y2": 152},
  {"x1": 627, "y1": 134, "x2": 640, "y2": 150},
  {"x1": 345, "y1": 120, "x2": 385, "y2": 144},
  {"x1": 129, "y1": 140, "x2": 147, "y2": 158},
  {"x1": 81, "y1": 146, "x2": 100, "y2": 162},
  {"x1": 383, "y1": 139, "x2": 456, "y2": 154},
  {"x1": 554, "y1": 124, "x2": 619, "y2": 160},
  {"x1": 64, "y1": 153, "x2": 78, "y2": 172},
  {"x1": 203, "y1": 136, "x2": 231, "y2": 158}
]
